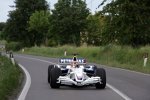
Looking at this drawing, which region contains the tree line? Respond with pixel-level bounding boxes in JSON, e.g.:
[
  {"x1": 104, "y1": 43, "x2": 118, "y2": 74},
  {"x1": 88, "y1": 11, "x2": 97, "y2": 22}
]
[{"x1": 0, "y1": 0, "x2": 150, "y2": 47}]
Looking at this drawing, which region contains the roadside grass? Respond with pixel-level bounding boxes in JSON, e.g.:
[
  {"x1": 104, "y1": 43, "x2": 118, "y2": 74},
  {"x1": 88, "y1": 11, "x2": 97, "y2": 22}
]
[
  {"x1": 0, "y1": 56, "x2": 22, "y2": 100},
  {"x1": 21, "y1": 45, "x2": 150, "y2": 74},
  {"x1": 0, "y1": 40, "x2": 7, "y2": 45}
]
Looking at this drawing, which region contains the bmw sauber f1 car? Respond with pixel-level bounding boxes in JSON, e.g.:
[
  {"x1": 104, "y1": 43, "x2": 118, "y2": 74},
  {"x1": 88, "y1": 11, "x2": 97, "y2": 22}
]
[{"x1": 48, "y1": 56, "x2": 106, "y2": 89}]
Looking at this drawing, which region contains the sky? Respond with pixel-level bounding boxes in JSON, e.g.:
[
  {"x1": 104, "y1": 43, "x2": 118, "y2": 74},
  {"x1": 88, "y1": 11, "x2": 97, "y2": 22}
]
[{"x1": 0, "y1": 0, "x2": 111, "y2": 22}]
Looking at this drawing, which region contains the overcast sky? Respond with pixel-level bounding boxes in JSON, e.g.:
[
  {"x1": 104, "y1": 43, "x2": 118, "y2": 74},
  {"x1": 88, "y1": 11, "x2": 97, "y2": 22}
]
[{"x1": 0, "y1": 0, "x2": 111, "y2": 22}]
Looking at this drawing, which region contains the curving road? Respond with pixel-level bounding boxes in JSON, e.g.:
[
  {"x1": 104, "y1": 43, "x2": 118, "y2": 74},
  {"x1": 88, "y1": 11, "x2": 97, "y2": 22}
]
[{"x1": 14, "y1": 54, "x2": 150, "y2": 100}]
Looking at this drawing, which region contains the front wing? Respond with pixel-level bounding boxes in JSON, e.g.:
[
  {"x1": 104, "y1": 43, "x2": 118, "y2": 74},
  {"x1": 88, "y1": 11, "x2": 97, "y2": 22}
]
[{"x1": 57, "y1": 76, "x2": 101, "y2": 86}]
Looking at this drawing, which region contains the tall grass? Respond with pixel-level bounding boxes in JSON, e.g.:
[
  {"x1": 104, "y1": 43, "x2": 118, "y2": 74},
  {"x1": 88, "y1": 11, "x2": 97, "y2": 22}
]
[
  {"x1": 0, "y1": 40, "x2": 6, "y2": 45},
  {"x1": 0, "y1": 56, "x2": 22, "y2": 100},
  {"x1": 22, "y1": 45, "x2": 150, "y2": 74}
]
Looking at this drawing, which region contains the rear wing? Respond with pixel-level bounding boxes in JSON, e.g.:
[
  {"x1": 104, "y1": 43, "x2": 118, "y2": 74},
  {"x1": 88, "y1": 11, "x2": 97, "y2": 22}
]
[{"x1": 59, "y1": 58, "x2": 86, "y2": 64}]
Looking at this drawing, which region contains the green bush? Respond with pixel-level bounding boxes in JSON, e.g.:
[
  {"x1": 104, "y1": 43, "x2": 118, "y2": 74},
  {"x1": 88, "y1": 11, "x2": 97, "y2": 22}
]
[
  {"x1": 0, "y1": 56, "x2": 22, "y2": 100},
  {"x1": 47, "y1": 39, "x2": 57, "y2": 47},
  {"x1": 5, "y1": 42, "x2": 22, "y2": 51}
]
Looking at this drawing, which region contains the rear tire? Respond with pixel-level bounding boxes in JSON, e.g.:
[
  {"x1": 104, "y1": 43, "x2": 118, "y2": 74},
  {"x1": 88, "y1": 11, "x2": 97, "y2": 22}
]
[
  {"x1": 95, "y1": 68, "x2": 106, "y2": 89},
  {"x1": 48, "y1": 65, "x2": 54, "y2": 83},
  {"x1": 50, "y1": 67, "x2": 61, "y2": 88}
]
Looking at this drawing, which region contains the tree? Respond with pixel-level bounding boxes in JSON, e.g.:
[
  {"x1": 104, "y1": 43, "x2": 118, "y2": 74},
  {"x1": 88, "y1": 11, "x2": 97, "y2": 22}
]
[
  {"x1": 86, "y1": 14, "x2": 106, "y2": 46},
  {"x1": 3, "y1": 10, "x2": 20, "y2": 42},
  {"x1": 49, "y1": 0, "x2": 90, "y2": 46},
  {"x1": 100, "y1": 0, "x2": 150, "y2": 46},
  {"x1": 28, "y1": 10, "x2": 50, "y2": 46},
  {"x1": 0, "y1": 22, "x2": 6, "y2": 40},
  {"x1": 4, "y1": 0, "x2": 49, "y2": 46},
  {"x1": 0, "y1": 22, "x2": 5, "y2": 31}
]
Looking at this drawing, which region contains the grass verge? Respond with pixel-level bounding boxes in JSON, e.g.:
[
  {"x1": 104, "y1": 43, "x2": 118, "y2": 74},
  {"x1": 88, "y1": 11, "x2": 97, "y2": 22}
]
[
  {"x1": 0, "y1": 40, "x2": 6, "y2": 45},
  {"x1": 20, "y1": 45, "x2": 150, "y2": 74},
  {"x1": 0, "y1": 55, "x2": 22, "y2": 100}
]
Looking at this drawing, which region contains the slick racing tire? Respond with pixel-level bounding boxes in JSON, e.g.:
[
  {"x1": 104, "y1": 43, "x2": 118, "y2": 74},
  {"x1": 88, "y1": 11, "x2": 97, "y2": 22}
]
[
  {"x1": 93, "y1": 65, "x2": 97, "y2": 73},
  {"x1": 50, "y1": 67, "x2": 61, "y2": 88},
  {"x1": 48, "y1": 65, "x2": 54, "y2": 83},
  {"x1": 95, "y1": 68, "x2": 106, "y2": 89}
]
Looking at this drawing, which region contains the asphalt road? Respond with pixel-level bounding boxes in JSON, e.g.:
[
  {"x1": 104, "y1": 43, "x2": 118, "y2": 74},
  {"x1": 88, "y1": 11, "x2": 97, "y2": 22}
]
[{"x1": 14, "y1": 54, "x2": 150, "y2": 100}]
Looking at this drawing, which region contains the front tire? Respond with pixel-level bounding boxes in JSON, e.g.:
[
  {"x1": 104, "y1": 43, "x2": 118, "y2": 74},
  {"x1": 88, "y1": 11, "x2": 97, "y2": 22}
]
[
  {"x1": 48, "y1": 65, "x2": 54, "y2": 83},
  {"x1": 50, "y1": 67, "x2": 61, "y2": 88},
  {"x1": 95, "y1": 68, "x2": 106, "y2": 89}
]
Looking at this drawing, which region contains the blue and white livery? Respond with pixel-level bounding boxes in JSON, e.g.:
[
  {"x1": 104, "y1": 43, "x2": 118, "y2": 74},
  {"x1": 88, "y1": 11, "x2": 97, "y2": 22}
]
[{"x1": 48, "y1": 56, "x2": 106, "y2": 89}]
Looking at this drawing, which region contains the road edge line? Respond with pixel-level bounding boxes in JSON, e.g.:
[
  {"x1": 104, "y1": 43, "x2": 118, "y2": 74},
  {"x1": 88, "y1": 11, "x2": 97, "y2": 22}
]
[
  {"x1": 107, "y1": 83, "x2": 132, "y2": 100},
  {"x1": 17, "y1": 64, "x2": 31, "y2": 100}
]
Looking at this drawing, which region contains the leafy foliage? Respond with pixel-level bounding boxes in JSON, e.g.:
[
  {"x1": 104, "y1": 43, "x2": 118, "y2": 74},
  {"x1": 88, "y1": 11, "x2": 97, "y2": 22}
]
[
  {"x1": 49, "y1": 0, "x2": 90, "y2": 46},
  {"x1": 86, "y1": 14, "x2": 106, "y2": 46},
  {"x1": 3, "y1": 0, "x2": 49, "y2": 46},
  {"x1": 5, "y1": 42, "x2": 22, "y2": 51},
  {"x1": 100, "y1": 0, "x2": 150, "y2": 46},
  {"x1": 0, "y1": 22, "x2": 5, "y2": 40},
  {"x1": 2, "y1": 0, "x2": 150, "y2": 47},
  {"x1": 0, "y1": 56, "x2": 21, "y2": 100},
  {"x1": 0, "y1": 22, "x2": 5, "y2": 31},
  {"x1": 28, "y1": 11, "x2": 50, "y2": 46}
]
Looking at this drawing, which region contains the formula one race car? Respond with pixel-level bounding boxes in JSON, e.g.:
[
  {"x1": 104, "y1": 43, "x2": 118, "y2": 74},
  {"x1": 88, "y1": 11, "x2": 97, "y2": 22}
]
[{"x1": 48, "y1": 56, "x2": 106, "y2": 89}]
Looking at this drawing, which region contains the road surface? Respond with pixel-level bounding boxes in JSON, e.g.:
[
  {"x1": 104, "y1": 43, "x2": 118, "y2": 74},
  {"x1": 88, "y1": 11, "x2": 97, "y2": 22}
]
[{"x1": 14, "y1": 54, "x2": 150, "y2": 100}]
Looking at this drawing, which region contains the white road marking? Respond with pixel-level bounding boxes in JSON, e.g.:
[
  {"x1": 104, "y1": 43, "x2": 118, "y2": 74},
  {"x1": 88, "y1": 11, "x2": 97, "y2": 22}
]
[
  {"x1": 107, "y1": 84, "x2": 132, "y2": 100},
  {"x1": 15, "y1": 55, "x2": 132, "y2": 100},
  {"x1": 17, "y1": 64, "x2": 31, "y2": 100}
]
